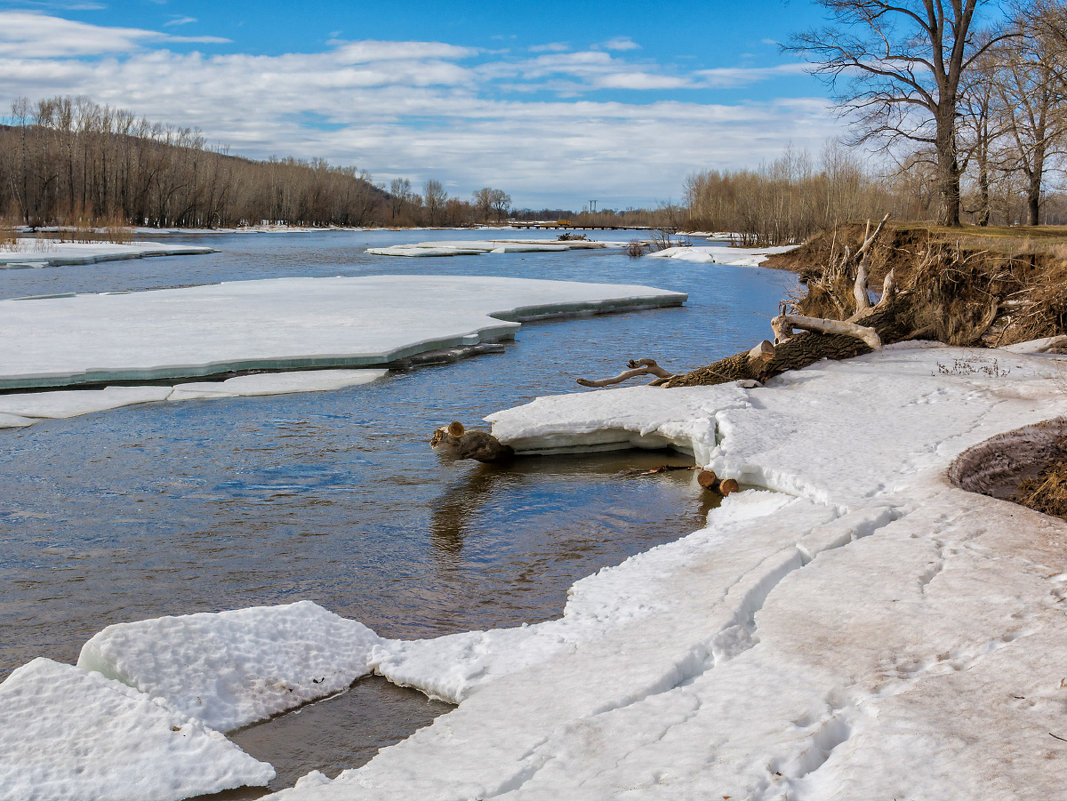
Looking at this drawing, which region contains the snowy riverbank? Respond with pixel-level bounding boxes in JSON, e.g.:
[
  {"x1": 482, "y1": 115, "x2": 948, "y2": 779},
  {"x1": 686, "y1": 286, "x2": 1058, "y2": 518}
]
[
  {"x1": 4, "y1": 339, "x2": 1066, "y2": 799},
  {"x1": 0, "y1": 239, "x2": 215, "y2": 269}
]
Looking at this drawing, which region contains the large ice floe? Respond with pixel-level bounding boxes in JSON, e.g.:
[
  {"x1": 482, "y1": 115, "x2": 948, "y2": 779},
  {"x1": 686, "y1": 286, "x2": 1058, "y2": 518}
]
[
  {"x1": 647, "y1": 243, "x2": 799, "y2": 267},
  {"x1": 0, "y1": 275, "x2": 684, "y2": 391},
  {"x1": 0, "y1": 239, "x2": 214, "y2": 268},
  {"x1": 366, "y1": 239, "x2": 608, "y2": 257},
  {"x1": 8, "y1": 340, "x2": 1067, "y2": 800}
]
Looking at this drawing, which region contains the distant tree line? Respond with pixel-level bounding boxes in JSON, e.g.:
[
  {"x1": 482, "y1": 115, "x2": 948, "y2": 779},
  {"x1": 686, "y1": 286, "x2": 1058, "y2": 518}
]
[{"x1": 0, "y1": 95, "x2": 576, "y2": 230}]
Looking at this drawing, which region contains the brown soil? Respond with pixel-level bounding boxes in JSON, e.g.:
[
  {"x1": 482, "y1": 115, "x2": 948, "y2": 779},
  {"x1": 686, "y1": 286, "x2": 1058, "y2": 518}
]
[{"x1": 948, "y1": 419, "x2": 1067, "y2": 521}]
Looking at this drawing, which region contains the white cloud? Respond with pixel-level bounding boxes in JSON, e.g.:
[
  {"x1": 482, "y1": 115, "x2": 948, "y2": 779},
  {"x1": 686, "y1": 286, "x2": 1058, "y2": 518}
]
[
  {"x1": 0, "y1": 13, "x2": 836, "y2": 207},
  {"x1": 695, "y1": 62, "x2": 811, "y2": 88},
  {"x1": 596, "y1": 37, "x2": 640, "y2": 51},
  {"x1": 0, "y1": 11, "x2": 228, "y2": 57},
  {"x1": 164, "y1": 16, "x2": 197, "y2": 27}
]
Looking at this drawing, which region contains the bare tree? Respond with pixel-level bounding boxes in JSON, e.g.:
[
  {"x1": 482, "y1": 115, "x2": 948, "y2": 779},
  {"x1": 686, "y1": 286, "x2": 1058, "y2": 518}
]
[
  {"x1": 991, "y1": 2, "x2": 1067, "y2": 224},
  {"x1": 788, "y1": 0, "x2": 1013, "y2": 226},
  {"x1": 423, "y1": 178, "x2": 447, "y2": 226}
]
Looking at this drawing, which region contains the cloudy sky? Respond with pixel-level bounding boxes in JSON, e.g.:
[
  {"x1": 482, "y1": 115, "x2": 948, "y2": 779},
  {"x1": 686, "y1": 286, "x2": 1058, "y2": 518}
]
[{"x1": 0, "y1": 0, "x2": 840, "y2": 209}]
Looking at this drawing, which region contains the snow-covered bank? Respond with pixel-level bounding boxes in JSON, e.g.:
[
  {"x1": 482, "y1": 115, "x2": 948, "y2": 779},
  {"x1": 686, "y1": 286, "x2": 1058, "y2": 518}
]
[
  {"x1": 272, "y1": 341, "x2": 1067, "y2": 800},
  {"x1": 0, "y1": 239, "x2": 214, "y2": 269},
  {"x1": 7, "y1": 341, "x2": 1067, "y2": 800},
  {"x1": 648, "y1": 243, "x2": 799, "y2": 267},
  {"x1": 0, "y1": 370, "x2": 388, "y2": 430},
  {"x1": 366, "y1": 239, "x2": 608, "y2": 257},
  {"x1": 0, "y1": 275, "x2": 685, "y2": 391}
]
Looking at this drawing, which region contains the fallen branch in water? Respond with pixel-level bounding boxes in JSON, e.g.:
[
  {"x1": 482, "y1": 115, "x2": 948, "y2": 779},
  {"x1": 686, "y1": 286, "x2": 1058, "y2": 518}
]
[{"x1": 577, "y1": 358, "x2": 677, "y2": 387}]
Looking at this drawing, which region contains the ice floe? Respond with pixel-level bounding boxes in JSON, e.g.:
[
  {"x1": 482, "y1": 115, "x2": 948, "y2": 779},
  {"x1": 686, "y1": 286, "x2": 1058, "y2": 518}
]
[
  {"x1": 263, "y1": 341, "x2": 1067, "y2": 800},
  {"x1": 0, "y1": 369, "x2": 388, "y2": 429},
  {"x1": 0, "y1": 658, "x2": 273, "y2": 801},
  {"x1": 366, "y1": 239, "x2": 608, "y2": 257},
  {"x1": 0, "y1": 239, "x2": 214, "y2": 269},
  {"x1": 78, "y1": 601, "x2": 386, "y2": 733},
  {"x1": 0, "y1": 275, "x2": 685, "y2": 390},
  {"x1": 647, "y1": 243, "x2": 799, "y2": 266}
]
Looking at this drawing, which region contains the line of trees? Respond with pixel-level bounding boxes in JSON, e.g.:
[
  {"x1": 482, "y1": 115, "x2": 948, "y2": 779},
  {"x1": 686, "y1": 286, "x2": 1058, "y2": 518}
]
[{"x1": 0, "y1": 96, "x2": 540, "y2": 230}]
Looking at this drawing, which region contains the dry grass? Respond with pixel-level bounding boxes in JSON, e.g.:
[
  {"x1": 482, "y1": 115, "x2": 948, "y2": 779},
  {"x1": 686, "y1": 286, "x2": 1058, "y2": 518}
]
[{"x1": 1016, "y1": 450, "x2": 1067, "y2": 520}]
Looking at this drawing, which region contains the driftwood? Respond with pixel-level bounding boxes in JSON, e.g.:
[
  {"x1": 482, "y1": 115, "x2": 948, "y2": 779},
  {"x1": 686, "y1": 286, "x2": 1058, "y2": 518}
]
[
  {"x1": 577, "y1": 358, "x2": 677, "y2": 387},
  {"x1": 430, "y1": 421, "x2": 514, "y2": 463},
  {"x1": 697, "y1": 470, "x2": 739, "y2": 496}
]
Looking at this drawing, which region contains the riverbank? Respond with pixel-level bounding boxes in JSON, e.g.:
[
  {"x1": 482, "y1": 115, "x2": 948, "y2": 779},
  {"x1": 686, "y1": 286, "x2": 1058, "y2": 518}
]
[
  {"x1": 6, "y1": 337, "x2": 1065, "y2": 800},
  {"x1": 268, "y1": 338, "x2": 1067, "y2": 800}
]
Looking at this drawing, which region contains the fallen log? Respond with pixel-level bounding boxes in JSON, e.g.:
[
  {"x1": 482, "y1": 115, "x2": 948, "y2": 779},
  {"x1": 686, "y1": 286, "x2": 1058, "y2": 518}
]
[{"x1": 697, "y1": 470, "x2": 740, "y2": 495}]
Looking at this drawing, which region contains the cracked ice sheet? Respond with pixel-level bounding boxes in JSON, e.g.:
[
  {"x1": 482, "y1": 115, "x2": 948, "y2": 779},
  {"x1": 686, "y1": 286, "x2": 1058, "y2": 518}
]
[
  {"x1": 78, "y1": 601, "x2": 386, "y2": 733},
  {"x1": 0, "y1": 658, "x2": 273, "y2": 801},
  {"x1": 0, "y1": 275, "x2": 684, "y2": 389},
  {"x1": 268, "y1": 341, "x2": 1067, "y2": 800}
]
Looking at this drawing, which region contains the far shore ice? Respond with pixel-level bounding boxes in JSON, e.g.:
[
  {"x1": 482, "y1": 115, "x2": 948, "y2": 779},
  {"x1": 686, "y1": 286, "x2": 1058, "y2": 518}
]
[
  {"x1": 0, "y1": 238, "x2": 215, "y2": 269},
  {"x1": 4, "y1": 338, "x2": 1067, "y2": 800}
]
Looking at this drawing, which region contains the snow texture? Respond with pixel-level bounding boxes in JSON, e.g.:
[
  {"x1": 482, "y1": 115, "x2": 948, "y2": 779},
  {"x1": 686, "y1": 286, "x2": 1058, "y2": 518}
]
[
  {"x1": 366, "y1": 239, "x2": 607, "y2": 257},
  {"x1": 647, "y1": 243, "x2": 798, "y2": 266},
  {"x1": 0, "y1": 275, "x2": 685, "y2": 389},
  {"x1": 0, "y1": 370, "x2": 387, "y2": 429},
  {"x1": 78, "y1": 601, "x2": 387, "y2": 733},
  {"x1": 0, "y1": 658, "x2": 273, "y2": 801},
  {"x1": 264, "y1": 341, "x2": 1067, "y2": 800},
  {"x1": 0, "y1": 239, "x2": 213, "y2": 269}
]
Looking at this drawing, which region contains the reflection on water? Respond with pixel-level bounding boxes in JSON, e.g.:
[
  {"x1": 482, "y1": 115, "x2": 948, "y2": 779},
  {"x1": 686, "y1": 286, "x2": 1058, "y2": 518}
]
[{"x1": 0, "y1": 230, "x2": 796, "y2": 791}]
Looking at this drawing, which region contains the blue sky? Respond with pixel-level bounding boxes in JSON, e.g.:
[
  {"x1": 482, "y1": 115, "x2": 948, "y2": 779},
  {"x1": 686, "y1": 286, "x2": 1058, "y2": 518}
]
[{"x1": 0, "y1": 0, "x2": 840, "y2": 208}]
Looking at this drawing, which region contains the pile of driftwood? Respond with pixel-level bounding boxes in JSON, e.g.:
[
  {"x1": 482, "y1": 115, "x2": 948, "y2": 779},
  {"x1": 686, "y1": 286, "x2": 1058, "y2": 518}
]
[{"x1": 579, "y1": 214, "x2": 923, "y2": 389}]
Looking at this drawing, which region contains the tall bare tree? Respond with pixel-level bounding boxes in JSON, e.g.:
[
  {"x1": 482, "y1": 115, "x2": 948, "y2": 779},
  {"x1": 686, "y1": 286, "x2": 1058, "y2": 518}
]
[
  {"x1": 789, "y1": 1, "x2": 1012, "y2": 226},
  {"x1": 423, "y1": 178, "x2": 447, "y2": 226}
]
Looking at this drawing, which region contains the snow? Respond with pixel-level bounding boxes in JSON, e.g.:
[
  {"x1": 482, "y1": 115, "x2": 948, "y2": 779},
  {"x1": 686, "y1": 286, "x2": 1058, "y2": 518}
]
[
  {"x1": 0, "y1": 238, "x2": 214, "y2": 268},
  {"x1": 367, "y1": 239, "x2": 607, "y2": 257},
  {"x1": 647, "y1": 243, "x2": 799, "y2": 267},
  {"x1": 0, "y1": 657, "x2": 273, "y2": 801},
  {"x1": 78, "y1": 601, "x2": 387, "y2": 733},
  {"x1": 0, "y1": 370, "x2": 388, "y2": 429},
  {"x1": 262, "y1": 341, "x2": 1067, "y2": 800},
  {"x1": 0, "y1": 275, "x2": 685, "y2": 390}
]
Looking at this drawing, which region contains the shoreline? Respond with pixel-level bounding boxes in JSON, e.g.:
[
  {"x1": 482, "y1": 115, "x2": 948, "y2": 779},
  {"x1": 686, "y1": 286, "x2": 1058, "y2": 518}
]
[{"x1": 6, "y1": 338, "x2": 1067, "y2": 799}]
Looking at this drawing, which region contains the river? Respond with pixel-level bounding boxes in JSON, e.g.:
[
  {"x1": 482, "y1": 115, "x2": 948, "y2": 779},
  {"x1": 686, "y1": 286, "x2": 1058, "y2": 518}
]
[{"x1": 0, "y1": 228, "x2": 798, "y2": 790}]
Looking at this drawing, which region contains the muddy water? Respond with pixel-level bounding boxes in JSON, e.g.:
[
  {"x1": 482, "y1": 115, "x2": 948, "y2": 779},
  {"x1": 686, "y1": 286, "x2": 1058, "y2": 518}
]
[{"x1": 0, "y1": 229, "x2": 798, "y2": 790}]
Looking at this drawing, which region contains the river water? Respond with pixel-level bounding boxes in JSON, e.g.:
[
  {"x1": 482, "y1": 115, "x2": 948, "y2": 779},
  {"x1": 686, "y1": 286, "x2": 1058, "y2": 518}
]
[{"x1": 0, "y1": 228, "x2": 797, "y2": 790}]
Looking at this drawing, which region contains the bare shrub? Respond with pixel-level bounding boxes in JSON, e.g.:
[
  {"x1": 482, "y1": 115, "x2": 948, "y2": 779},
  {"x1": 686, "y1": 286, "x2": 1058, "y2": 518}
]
[{"x1": 626, "y1": 239, "x2": 646, "y2": 257}]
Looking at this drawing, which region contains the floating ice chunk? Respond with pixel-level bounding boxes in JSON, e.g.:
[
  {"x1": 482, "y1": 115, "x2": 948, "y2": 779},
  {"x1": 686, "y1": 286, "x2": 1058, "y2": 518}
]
[
  {"x1": 0, "y1": 412, "x2": 36, "y2": 428},
  {"x1": 78, "y1": 601, "x2": 387, "y2": 732},
  {"x1": 167, "y1": 369, "x2": 388, "y2": 400},
  {"x1": 0, "y1": 275, "x2": 685, "y2": 390},
  {"x1": 367, "y1": 239, "x2": 605, "y2": 257},
  {"x1": 0, "y1": 386, "x2": 171, "y2": 419},
  {"x1": 0, "y1": 239, "x2": 214, "y2": 269},
  {"x1": 0, "y1": 658, "x2": 274, "y2": 801},
  {"x1": 646, "y1": 244, "x2": 798, "y2": 266}
]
